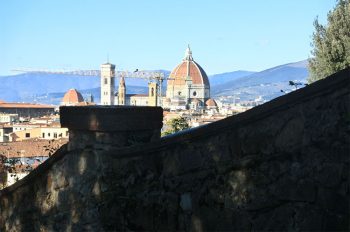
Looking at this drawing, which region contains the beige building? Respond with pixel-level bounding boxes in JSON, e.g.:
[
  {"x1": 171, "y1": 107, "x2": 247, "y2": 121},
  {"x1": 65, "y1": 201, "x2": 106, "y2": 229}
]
[
  {"x1": 115, "y1": 87, "x2": 159, "y2": 107},
  {"x1": 115, "y1": 74, "x2": 160, "y2": 107},
  {"x1": 9, "y1": 127, "x2": 68, "y2": 142},
  {"x1": 12, "y1": 124, "x2": 41, "y2": 132}
]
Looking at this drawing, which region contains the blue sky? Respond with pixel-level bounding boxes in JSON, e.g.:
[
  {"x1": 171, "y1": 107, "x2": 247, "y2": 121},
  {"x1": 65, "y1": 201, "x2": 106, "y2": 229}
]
[{"x1": 0, "y1": 0, "x2": 336, "y2": 75}]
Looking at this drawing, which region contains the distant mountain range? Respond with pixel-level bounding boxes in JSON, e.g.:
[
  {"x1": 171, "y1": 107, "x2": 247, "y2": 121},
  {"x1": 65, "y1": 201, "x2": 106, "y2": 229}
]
[{"x1": 0, "y1": 60, "x2": 309, "y2": 105}]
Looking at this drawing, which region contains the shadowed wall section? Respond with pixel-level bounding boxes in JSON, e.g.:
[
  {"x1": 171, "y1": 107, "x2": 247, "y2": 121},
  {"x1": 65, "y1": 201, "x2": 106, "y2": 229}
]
[{"x1": 0, "y1": 68, "x2": 349, "y2": 231}]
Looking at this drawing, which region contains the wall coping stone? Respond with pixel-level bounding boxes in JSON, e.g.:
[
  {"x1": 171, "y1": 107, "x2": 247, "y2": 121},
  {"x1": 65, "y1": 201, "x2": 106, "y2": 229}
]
[{"x1": 60, "y1": 106, "x2": 163, "y2": 132}]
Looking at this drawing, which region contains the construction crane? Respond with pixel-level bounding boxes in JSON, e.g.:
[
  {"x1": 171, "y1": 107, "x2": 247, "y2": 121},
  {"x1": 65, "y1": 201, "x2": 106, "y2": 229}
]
[
  {"x1": 11, "y1": 68, "x2": 101, "y2": 76},
  {"x1": 12, "y1": 67, "x2": 174, "y2": 106}
]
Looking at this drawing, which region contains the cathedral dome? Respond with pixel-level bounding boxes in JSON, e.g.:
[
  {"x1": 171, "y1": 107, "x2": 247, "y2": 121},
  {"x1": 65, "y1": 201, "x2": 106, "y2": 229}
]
[
  {"x1": 167, "y1": 46, "x2": 210, "y2": 87},
  {"x1": 61, "y1": 89, "x2": 84, "y2": 105}
]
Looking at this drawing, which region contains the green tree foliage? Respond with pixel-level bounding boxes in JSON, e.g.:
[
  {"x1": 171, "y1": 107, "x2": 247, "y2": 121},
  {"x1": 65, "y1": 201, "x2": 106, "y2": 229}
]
[
  {"x1": 308, "y1": 0, "x2": 350, "y2": 83},
  {"x1": 162, "y1": 117, "x2": 190, "y2": 136}
]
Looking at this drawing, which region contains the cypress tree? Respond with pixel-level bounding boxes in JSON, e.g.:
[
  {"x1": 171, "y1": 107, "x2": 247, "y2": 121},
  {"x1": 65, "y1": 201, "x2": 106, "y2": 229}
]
[{"x1": 308, "y1": 0, "x2": 350, "y2": 83}]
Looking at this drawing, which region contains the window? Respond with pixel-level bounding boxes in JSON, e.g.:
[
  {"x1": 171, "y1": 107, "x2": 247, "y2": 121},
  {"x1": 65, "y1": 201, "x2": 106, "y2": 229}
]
[
  {"x1": 104, "y1": 78, "x2": 108, "y2": 84},
  {"x1": 54, "y1": 133, "x2": 57, "y2": 138},
  {"x1": 42, "y1": 133, "x2": 45, "y2": 138},
  {"x1": 151, "y1": 88, "x2": 154, "y2": 97},
  {"x1": 48, "y1": 133, "x2": 51, "y2": 137},
  {"x1": 25, "y1": 133, "x2": 30, "y2": 138},
  {"x1": 193, "y1": 91, "x2": 197, "y2": 96},
  {"x1": 59, "y1": 133, "x2": 62, "y2": 137}
]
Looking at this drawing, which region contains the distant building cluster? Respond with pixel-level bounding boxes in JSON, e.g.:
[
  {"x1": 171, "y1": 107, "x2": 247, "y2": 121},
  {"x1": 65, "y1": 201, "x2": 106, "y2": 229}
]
[
  {"x1": 101, "y1": 46, "x2": 218, "y2": 113},
  {"x1": 0, "y1": 45, "x2": 254, "y2": 188},
  {"x1": 0, "y1": 114, "x2": 68, "y2": 143},
  {"x1": 0, "y1": 110, "x2": 68, "y2": 188},
  {"x1": 0, "y1": 100, "x2": 68, "y2": 188}
]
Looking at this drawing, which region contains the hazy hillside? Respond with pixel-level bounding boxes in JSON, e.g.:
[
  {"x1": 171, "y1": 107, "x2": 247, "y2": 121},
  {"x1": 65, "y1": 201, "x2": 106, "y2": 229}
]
[
  {"x1": 212, "y1": 60, "x2": 309, "y2": 101},
  {"x1": 208, "y1": 70, "x2": 255, "y2": 86},
  {"x1": 0, "y1": 73, "x2": 100, "y2": 102}
]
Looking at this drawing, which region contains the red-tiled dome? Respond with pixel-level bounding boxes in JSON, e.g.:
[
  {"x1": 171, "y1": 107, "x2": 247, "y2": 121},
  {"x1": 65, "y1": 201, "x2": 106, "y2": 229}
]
[
  {"x1": 167, "y1": 46, "x2": 210, "y2": 87},
  {"x1": 205, "y1": 98, "x2": 217, "y2": 107},
  {"x1": 62, "y1": 89, "x2": 84, "y2": 105}
]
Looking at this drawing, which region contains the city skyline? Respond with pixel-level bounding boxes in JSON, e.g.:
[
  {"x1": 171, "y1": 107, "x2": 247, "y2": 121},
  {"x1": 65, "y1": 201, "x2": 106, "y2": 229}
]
[{"x1": 0, "y1": 0, "x2": 336, "y2": 76}]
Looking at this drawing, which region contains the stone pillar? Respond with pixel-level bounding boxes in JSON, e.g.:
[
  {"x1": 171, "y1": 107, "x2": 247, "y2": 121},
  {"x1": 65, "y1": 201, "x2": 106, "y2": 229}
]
[{"x1": 60, "y1": 106, "x2": 163, "y2": 151}]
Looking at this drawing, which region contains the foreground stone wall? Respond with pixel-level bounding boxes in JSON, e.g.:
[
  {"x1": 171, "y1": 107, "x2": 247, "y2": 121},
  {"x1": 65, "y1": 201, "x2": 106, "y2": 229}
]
[{"x1": 0, "y1": 69, "x2": 349, "y2": 231}]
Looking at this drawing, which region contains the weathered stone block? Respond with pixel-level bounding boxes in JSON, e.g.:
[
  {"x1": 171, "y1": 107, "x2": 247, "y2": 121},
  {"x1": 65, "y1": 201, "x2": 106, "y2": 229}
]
[{"x1": 60, "y1": 106, "x2": 163, "y2": 150}]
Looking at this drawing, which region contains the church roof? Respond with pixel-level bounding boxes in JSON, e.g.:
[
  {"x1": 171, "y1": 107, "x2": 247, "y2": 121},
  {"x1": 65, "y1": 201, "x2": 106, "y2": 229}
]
[
  {"x1": 205, "y1": 98, "x2": 217, "y2": 107},
  {"x1": 62, "y1": 89, "x2": 84, "y2": 104},
  {"x1": 167, "y1": 46, "x2": 210, "y2": 87}
]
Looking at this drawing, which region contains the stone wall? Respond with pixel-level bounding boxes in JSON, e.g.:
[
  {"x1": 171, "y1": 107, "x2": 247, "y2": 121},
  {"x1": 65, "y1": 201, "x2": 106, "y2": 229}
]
[{"x1": 0, "y1": 68, "x2": 349, "y2": 231}]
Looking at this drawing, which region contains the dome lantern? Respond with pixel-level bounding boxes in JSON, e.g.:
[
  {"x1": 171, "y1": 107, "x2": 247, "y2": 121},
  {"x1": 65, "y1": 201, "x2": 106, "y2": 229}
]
[{"x1": 184, "y1": 44, "x2": 193, "y2": 61}]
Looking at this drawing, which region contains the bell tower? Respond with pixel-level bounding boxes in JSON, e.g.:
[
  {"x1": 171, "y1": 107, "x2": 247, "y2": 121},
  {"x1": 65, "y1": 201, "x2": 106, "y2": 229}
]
[
  {"x1": 148, "y1": 82, "x2": 158, "y2": 106},
  {"x1": 100, "y1": 63, "x2": 115, "y2": 105},
  {"x1": 118, "y1": 75, "x2": 126, "y2": 105}
]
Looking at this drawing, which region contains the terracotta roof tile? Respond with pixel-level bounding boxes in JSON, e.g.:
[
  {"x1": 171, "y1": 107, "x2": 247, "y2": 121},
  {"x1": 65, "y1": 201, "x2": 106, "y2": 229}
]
[
  {"x1": 0, "y1": 103, "x2": 54, "y2": 109},
  {"x1": 0, "y1": 139, "x2": 68, "y2": 158}
]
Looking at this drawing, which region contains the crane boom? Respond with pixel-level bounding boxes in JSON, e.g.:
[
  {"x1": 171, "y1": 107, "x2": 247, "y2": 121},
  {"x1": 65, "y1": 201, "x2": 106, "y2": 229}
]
[
  {"x1": 11, "y1": 68, "x2": 101, "y2": 76},
  {"x1": 11, "y1": 68, "x2": 167, "y2": 80}
]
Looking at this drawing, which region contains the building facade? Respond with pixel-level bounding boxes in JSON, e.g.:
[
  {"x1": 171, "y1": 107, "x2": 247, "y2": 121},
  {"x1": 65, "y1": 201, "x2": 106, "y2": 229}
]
[
  {"x1": 0, "y1": 114, "x2": 18, "y2": 123},
  {"x1": 0, "y1": 102, "x2": 55, "y2": 118},
  {"x1": 0, "y1": 126, "x2": 13, "y2": 142},
  {"x1": 9, "y1": 127, "x2": 68, "y2": 142}
]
